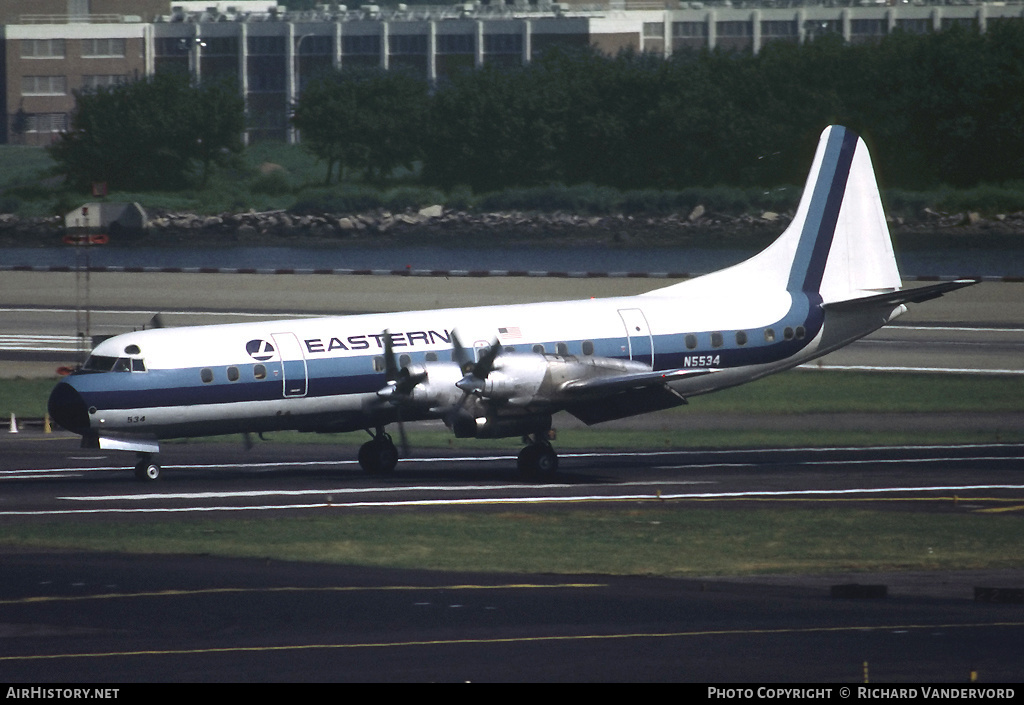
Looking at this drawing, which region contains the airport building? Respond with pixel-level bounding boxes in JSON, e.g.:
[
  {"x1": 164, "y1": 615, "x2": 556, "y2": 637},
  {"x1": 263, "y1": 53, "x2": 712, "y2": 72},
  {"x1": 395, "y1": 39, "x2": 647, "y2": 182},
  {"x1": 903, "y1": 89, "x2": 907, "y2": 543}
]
[{"x1": 3, "y1": 0, "x2": 1023, "y2": 144}]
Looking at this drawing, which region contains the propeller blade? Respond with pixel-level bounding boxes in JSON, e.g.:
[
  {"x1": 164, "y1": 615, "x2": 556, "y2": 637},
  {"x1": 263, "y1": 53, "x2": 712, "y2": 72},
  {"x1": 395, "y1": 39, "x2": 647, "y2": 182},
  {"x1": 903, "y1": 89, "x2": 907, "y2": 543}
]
[
  {"x1": 382, "y1": 329, "x2": 400, "y2": 381},
  {"x1": 451, "y1": 330, "x2": 474, "y2": 374},
  {"x1": 396, "y1": 416, "x2": 410, "y2": 457},
  {"x1": 473, "y1": 338, "x2": 502, "y2": 379}
]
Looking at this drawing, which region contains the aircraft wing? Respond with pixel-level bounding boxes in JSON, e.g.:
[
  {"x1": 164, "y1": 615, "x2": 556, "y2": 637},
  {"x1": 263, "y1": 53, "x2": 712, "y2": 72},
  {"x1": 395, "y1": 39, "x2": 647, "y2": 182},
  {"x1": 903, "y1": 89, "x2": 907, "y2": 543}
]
[
  {"x1": 560, "y1": 367, "x2": 716, "y2": 426},
  {"x1": 561, "y1": 366, "x2": 715, "y2": 395}
]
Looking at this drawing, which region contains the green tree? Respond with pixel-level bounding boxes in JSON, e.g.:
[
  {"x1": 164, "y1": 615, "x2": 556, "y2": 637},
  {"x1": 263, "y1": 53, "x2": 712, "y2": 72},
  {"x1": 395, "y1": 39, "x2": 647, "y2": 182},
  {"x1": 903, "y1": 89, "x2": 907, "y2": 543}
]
[
  {"x1": 49, "y1": 72, "x2": 244, "y2": 191},
  {"x1": 291, "y1": 68, "x2": 428, "y2": 184}
]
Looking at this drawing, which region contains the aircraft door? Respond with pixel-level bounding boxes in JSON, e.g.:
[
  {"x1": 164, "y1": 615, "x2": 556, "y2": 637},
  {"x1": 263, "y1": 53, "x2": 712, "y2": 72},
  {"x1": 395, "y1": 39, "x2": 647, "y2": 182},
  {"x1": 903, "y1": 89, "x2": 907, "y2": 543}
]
[
  {"x1": 617, "y1": 308, "x2": 654, "y2": 368},
  {"x1": 271, "y1": 333, "x2": 308, "y2": 397}
]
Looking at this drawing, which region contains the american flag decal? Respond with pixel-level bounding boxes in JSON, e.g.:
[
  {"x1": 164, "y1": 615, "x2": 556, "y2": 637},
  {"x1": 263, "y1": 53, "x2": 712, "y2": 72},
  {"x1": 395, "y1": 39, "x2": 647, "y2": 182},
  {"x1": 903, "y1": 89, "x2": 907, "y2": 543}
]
[{"x1": 498, "y1": 326, "x2": 522, "y2": 339}]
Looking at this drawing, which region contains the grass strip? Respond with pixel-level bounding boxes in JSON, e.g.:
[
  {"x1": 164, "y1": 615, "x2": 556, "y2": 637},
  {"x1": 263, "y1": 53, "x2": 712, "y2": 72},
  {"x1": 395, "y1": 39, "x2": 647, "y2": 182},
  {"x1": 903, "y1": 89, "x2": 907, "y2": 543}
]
[{"x1": 2, "y1": 506, "x2": 1022, "y2": 576}]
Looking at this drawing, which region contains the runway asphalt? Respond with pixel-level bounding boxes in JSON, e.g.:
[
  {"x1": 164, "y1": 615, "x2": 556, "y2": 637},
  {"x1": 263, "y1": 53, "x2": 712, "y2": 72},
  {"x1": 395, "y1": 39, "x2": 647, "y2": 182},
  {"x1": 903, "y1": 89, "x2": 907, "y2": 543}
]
[
  {"x1": 1, "y1": 550, "x2": 1023, "y2": 683},
  {"x1": 2, "y1": 436, "x2": 1023, "y2": 682}
]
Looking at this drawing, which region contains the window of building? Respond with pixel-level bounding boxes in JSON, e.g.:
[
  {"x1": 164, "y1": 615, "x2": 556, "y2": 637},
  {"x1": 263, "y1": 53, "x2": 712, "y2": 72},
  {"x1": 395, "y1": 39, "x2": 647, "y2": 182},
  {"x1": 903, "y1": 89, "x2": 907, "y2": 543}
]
[
  {"x1": 389, "y1": 34, "x2": 427, "y2": 55},
  {"x1": 941, "y1": 17, "x2": 976, "y2": 30},
  {"x1": 895, "y1": 18, "x2": 931, "y2": 34},
  {"x1": 297, "y1": 35, "x2": 332, "y2": 55},
  {"x1": 22, "y1": 76, "x2": 67, "y2": 96},
  {"x1": 82, "y1": 38, "x2": 126, "y2": 58},
  {"x1": 248, "y1": 35, "x2": 285, "y2": 55},
  {"x1": 21, "y1": 39, "x2": 65, "y2": 59},
  {"x1": 851, "y1": 19, "x2": 887, "y2": 36},
  {"x1": 717, "y1": 21, "x2": 752, "y2": 37},
  {"x1": 437, "y1": 34, "x2": 474, "y2": 54},
  {"x1": 484, "y1": 33, "x2": 522, "y2": 54},
  {"x1": 155, "y1": 37, "x2": 190, "y2": 56},
  {"x1": 81, "y1": 75, "x2": 128, "y2": 90},
  {"x1": 643, "y1": 22, "x2": 664, "y2": 38},
  {"x1": 342, "y1": 34, "x2": 380, "y2": 55},
  {"x1": 761, "y1": 20, "x2": 798, "y2": 37},
  {"x1": 23, "y1": 113, "x2": 68, "y2": 133},
  {"x1": 673, "y1": 22, "x2": 707, "y2": 38},
  {"x1": 805, "y1": 20, "x2": 841, "y2": 36}
]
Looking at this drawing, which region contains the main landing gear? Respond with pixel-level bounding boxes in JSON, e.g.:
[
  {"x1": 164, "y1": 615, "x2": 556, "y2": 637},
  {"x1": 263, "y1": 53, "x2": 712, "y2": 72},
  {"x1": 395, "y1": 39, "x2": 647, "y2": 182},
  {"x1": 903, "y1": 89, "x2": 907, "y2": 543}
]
[
  {"x1": 517, "y1": 436, "x2": 558, "y2": 480},
  {"x1": 134, "y1": 453, "x2": 161, "y2": 481},
  {"x1": 358, "y1": 428, "x2": 399, "y2": 475}
]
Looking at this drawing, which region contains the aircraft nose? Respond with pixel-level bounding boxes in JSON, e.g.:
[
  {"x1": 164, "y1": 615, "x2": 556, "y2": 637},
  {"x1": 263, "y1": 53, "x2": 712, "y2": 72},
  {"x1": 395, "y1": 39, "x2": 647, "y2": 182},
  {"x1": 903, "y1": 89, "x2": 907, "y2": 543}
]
[{"x1": 48, "y1": 381, "x2": 91, "y2": 435}]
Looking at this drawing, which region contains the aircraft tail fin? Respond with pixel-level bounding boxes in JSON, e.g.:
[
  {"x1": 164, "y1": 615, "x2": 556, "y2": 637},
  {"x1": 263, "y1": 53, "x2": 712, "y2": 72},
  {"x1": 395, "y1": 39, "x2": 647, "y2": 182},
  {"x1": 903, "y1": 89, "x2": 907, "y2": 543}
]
[{"x1": 649, "y1": 126, "x2": 902, "y2": 304}]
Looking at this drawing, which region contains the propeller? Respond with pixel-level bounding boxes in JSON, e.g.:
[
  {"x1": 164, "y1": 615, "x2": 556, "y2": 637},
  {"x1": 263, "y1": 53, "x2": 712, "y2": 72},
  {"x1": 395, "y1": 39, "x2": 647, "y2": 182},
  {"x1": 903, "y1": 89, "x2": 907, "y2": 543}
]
[
  {"x1": 377, "y1": 330, "x2": 427, "y2": 456},
  {"x1": 451, "y1": 331, "x2": 501, "y2": 396}
]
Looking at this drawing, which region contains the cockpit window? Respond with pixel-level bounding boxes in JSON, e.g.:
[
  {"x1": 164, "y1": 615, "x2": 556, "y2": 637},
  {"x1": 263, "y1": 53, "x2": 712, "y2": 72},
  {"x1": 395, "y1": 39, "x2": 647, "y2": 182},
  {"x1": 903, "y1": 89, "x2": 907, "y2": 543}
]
[
  {"x1": 79, "y1": 355, "x2": 146, "y2": 373},
  {"x1": 81, "y1": 355, "x2": 119, "y2": 372}
]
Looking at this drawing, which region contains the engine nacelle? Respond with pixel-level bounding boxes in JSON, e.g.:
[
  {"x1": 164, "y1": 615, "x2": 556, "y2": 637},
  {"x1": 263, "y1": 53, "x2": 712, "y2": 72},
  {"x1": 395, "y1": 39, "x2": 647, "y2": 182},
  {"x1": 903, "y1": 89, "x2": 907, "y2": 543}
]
[
  {"x1": 404, "y1": 361, "x2": 465, "y2": 408},
  {"x1": 449, "y1": 410, "x2": 552, "y2": 439}
]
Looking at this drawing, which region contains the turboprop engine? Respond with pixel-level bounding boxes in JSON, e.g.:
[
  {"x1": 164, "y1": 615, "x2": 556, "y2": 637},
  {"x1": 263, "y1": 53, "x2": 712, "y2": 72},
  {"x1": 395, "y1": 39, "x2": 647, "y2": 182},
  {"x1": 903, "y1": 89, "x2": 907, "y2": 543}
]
[{"x1": 384, "y1": 351, "x2": 658, "y2": 438}]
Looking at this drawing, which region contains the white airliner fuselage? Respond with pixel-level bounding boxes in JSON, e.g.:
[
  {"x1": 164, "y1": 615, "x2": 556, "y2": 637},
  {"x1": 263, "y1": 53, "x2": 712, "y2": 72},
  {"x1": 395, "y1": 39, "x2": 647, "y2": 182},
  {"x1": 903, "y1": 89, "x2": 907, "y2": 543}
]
[{"x1": 47, "y1": 127, "x2": 976, "y2": 480}]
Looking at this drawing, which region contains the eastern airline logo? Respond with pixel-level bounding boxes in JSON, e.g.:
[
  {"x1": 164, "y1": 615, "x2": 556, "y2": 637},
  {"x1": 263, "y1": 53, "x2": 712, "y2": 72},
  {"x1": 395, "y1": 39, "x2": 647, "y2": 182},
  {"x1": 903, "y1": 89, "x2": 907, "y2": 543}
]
[{"x1": 246, "y1": 339, "x2": 276, "y2": 361}]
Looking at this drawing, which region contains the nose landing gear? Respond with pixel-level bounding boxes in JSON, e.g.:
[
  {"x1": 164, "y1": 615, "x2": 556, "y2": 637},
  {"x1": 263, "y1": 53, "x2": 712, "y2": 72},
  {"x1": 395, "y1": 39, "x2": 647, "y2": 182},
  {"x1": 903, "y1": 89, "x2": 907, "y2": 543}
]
[{"x1": 134, "y1": 453, "x2": 161, "y2": 481}]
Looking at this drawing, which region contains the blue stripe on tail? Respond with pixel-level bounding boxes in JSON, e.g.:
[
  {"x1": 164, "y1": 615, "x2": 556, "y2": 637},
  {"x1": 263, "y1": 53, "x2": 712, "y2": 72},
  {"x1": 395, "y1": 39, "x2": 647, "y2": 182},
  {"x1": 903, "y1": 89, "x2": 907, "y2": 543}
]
[{"x1": 787, "y1": 127, "x2": 860, "y2": 294}]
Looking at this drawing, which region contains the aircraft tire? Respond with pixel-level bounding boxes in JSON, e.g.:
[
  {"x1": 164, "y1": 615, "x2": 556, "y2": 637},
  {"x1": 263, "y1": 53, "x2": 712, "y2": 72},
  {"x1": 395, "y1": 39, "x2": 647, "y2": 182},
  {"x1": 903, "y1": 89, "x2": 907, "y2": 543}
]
[
  {"x1": 358, "y1": 438, "x2": 399, "y2": 475},
  {"x1": 518, "y1": 444, "x2": 558, "y2": 481},
  {"x1": 134, "y1": 460, "x2": 161, "y2": 481}
]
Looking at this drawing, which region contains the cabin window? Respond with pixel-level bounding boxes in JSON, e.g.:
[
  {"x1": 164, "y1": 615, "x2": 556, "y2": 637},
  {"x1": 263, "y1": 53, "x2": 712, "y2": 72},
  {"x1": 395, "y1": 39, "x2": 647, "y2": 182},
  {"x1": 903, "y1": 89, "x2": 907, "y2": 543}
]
[
  {"x1": 227, "y1": 366, "x2": 240, "y2": 382},
  {"x1": 425, "y1": 352, "x2": 438, "y2": 362},
  {"x1": 399, "y1": 354, "x2": 411, "y2": 368},
  {"x1": 685, "y1": 334, "x2": 697, "y2": 350},
  {"x1": 711, "y1": 332, "x2": 724, "y2": 348},
  {"x1": 253, "y1": 364, "x2": 267, "y2": 380},
  {"x1": 532, "y1": 344, "x2": 545, "y2": 354},
  {"x1": 201, "y1": 368, "x2": 214, "y2": 383},
  {"x1": 373, "y1": 356, "x2": 386, "y2": 372},
  {"x1": 556, "y1": 342, "x2": 569, "y2": 356},
  {"x1": 504, "y1": 346, "x2": 516, "y2": 353},
  {"x1": 764, "y1": 328, "x2": 776, "y2": 342},
  {"x1": 784, "y1": 327, "x2": 795, "y2": 340},
  {"x1": 582, "y1": 340, "x2": 594, "y2": 356},
  {"x1": 795, "y1": 326, "x2": 806, "y2": 340},
  {"x1": 736, "y1": 331, "x2": 748, "y2": 346}
]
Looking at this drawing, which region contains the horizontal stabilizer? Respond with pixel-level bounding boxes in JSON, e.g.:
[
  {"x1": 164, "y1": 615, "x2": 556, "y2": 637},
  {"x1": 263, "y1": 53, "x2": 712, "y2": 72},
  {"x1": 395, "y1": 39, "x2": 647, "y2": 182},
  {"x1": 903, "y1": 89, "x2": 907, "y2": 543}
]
[{"x1": 822, "y1": 279, "x2": 979, "y2": 312}]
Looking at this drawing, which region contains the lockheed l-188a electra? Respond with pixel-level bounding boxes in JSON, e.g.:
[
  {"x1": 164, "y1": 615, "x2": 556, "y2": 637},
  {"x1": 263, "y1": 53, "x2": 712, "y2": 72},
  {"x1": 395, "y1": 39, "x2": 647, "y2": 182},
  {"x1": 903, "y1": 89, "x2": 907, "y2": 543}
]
[{"x1": 47, "y1": 126, "x2": 976, "y2": 481}]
